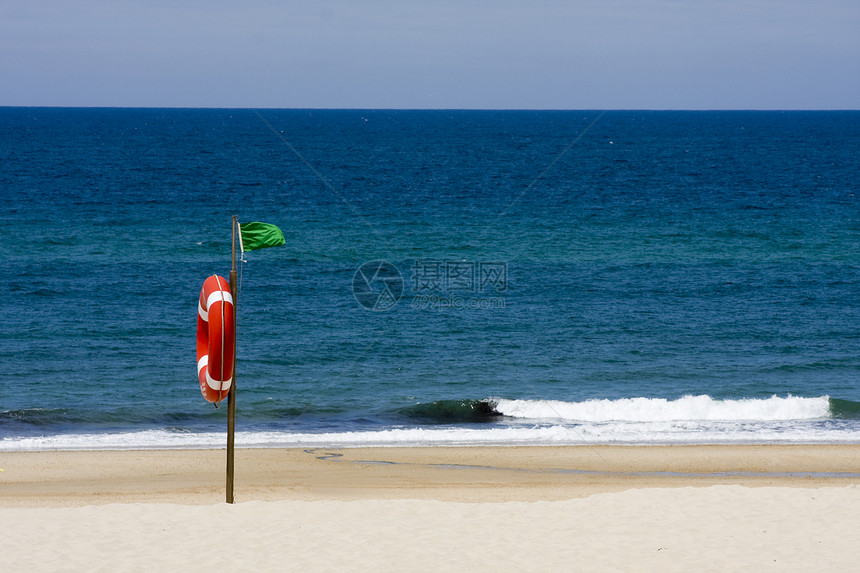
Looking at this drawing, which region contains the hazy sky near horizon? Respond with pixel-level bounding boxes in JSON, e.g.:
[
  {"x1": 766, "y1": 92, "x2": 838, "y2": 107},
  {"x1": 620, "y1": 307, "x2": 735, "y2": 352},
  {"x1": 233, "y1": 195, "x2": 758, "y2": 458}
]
[{"x1": 2, "y1": 1, "x2": 858, "y2": 109}]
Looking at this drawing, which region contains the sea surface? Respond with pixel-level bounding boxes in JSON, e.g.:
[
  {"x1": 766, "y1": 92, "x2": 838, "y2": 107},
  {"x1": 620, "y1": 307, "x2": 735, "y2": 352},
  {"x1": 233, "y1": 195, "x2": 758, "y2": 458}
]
[{"x1": 2, "y1": 108, "x2": 860, "y2": 450}]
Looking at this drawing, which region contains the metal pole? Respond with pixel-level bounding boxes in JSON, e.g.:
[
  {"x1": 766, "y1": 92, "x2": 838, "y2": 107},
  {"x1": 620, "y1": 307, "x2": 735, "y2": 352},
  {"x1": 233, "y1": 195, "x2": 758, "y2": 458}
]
[{"x1": 227, "y1": 215, "x2": 237, "y2": 504}]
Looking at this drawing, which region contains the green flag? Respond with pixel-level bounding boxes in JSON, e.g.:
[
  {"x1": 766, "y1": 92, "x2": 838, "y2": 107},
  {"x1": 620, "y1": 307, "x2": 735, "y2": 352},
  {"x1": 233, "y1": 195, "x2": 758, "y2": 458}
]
[{"x1": 239, "y1": 221, "x2": 285, "y2": 252}]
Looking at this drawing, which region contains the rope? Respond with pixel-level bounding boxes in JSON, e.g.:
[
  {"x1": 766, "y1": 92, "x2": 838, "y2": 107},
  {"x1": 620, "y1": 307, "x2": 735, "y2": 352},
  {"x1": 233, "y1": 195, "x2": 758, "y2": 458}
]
[
  {"x1": 239, "y1": 247, "x2": 245, "y2": 301},
  {"x1": 237, "y1": 221, "x2": 245, "y2": 345}
]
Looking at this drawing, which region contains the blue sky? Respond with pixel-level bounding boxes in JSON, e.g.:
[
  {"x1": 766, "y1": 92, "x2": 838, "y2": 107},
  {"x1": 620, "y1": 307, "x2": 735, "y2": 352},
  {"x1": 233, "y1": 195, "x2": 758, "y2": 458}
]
[{"x1": 2, "y1": 1, "x2": 858, "y2": 109}]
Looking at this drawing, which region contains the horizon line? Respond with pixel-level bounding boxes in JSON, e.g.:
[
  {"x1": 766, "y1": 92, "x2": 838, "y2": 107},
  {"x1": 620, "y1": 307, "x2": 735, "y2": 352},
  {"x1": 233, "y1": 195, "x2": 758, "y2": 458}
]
[{"x1": 2, "y1": 105, "x2": 859, "y2": 112}]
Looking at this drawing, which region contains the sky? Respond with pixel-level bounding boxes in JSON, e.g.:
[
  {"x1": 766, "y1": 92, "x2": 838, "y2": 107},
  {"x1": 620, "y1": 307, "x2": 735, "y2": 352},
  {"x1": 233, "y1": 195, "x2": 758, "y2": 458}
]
[{"x1": 1, "y1": 0, "x2": 858, "y2": 109}]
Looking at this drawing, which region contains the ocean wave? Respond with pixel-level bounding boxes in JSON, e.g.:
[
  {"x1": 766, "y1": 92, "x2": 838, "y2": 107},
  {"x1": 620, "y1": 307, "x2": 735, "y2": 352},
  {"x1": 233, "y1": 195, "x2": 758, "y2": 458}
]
[
  {"x1": 0, "y1": 407, "x2": 221, "y2": 428},
  {"x1": 4, "y1": 395, "x2": 859, "y2": 452},
  {"x1": 829, "y1": 398, "x2": 860, "y2": 419},
  {"x1": 397, "y1": 400, "x2": 502, "y2": 423}
]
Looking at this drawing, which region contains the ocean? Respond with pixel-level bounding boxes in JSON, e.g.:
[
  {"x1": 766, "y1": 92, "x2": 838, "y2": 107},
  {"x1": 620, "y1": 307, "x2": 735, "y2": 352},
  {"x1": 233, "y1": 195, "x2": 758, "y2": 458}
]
[{"x1": 2, "y1": 108, "x2": 859, "y2": 450}]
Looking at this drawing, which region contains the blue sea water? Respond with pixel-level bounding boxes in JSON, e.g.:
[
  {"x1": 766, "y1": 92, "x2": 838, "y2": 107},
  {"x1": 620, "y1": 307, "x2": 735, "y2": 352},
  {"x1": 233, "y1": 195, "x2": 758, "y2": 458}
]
[{"x1": 2, "y1": 108, "x2": 860, "y2": 450}]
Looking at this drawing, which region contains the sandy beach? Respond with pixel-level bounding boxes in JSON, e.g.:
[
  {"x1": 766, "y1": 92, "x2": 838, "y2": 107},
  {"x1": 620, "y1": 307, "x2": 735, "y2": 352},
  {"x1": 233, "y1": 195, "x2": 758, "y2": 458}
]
[{"x1": 3, "y1": 445, "x2": 860, "y2": 571}]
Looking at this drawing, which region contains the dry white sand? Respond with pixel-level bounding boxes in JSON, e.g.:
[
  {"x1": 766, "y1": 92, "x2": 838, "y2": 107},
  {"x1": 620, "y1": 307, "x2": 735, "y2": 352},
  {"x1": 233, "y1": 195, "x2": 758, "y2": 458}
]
[
  {"x1": 2, "y1": 446, "x2": 859, "y2": 572},
  {"x1": 3, "y1": 486, "x2": 859, "y2": 572}
]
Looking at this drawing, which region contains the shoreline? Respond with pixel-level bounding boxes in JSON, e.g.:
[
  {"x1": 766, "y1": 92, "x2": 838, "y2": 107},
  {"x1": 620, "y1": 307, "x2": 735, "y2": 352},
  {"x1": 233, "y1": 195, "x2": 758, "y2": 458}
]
[{"x1": 3, "y1": 444, "x2": 859, "y2": 506}]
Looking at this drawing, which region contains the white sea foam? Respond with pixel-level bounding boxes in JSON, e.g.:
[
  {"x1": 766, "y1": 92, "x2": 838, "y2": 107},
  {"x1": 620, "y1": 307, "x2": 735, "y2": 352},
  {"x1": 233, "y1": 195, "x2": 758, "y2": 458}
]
[
  {"x1": 3, "y1": 418, "x2": 859, "y2": 451},
  {"x1": 491, "y1": 394, "x2": 832, "y2": 422}
]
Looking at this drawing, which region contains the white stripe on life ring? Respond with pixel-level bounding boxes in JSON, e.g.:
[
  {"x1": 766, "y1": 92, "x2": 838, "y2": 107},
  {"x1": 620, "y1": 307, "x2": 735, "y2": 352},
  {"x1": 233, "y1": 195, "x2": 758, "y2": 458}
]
[
  {"x1": 206, "y1": 371, "x2": 232, "y2": 391},
  {"x1": 199, "y1": 289, "x2": 234, "y2": 322},
  {"x1": 198, "y1": 355, "x2": 233, "y2": 391},
  {"x1": 207, "y1": 289, "x2": 234, "y2": 310}
]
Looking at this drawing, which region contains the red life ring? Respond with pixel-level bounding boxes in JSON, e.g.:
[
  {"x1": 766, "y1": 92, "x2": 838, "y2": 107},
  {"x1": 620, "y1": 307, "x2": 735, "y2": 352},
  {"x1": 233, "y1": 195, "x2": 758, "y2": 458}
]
[{"x1": 196, "y1": 275, "x2": 235, "y2": 403}]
